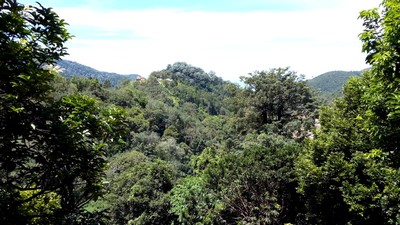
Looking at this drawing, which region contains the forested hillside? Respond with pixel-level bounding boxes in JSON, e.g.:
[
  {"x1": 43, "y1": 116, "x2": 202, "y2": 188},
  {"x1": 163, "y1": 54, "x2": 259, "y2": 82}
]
[
  {"x1": 58, "y1": 60, "x2": 141, "y2": 86},
  {"x1": 308, "y1": 70, "x2": 362, "y2": 103},
  {"x1": 1, "y1": 0, "x2": 400, "y2": 225}
]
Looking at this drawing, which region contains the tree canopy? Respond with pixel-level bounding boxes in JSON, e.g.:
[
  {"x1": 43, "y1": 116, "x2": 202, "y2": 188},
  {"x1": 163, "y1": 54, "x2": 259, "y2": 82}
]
[
  {"x1": 2, "y1": 0, "x2": 400, "y2": 224},
  {"x1": 295, "y1": 1, "x2": 400, "y2": 224},
  {"x1": 0, "y1": 1, "x2": 126, "y2": 224}
]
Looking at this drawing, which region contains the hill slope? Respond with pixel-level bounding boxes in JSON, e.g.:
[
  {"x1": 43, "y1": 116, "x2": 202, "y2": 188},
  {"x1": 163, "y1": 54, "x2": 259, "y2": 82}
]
[
  {"x1": 307, "y1": 70, "x2": 362, "y2": 103},
  {"x1": 57, "y1": 60, "x2": 141, "y2": 86},
  {"x1": 308, "y1": 70, "x2": 362, "y2": 94}
]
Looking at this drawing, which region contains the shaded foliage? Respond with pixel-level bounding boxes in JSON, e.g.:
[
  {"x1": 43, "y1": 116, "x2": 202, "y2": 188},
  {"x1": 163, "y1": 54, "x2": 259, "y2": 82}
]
[{"x1": 296, "y1": 1, "x2": 400, "y2": 224}]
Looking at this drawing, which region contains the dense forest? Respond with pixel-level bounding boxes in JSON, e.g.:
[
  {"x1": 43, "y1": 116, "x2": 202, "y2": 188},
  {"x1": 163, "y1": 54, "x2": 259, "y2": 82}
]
[
  {"x1": 58, "y1": 60, "x2": 361, "y2": 103},
  {"x1": 1, "y1": 0, "x2": 400, "y2": 224}
]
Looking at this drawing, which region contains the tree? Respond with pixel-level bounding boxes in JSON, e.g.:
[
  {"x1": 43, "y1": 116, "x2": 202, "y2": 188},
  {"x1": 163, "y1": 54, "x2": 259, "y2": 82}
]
[
  {"x1": 0, "y1": 1, "x2": 127, "y2": 224},
  {"x1": 106, "y1": 156, "x2": 177, "y2": 225},
  {"x1": 296, "y1": 1, "x2": 400, "y2": 224},
  {"x1": 1, "y1": 0, "x2": 70, "y2": 223},
  {"x1": 239, "y1": 68, "x2": 317, "y2": 137},
  {"x1": 172, "y1": 134, "x2": 303, "y2": 225},
  {"x1": 358, "y1": 0, "x2": 400, "y2": 157},
  {"x1": 170, "y1": 176, "x2": 222, "y2": 225}
]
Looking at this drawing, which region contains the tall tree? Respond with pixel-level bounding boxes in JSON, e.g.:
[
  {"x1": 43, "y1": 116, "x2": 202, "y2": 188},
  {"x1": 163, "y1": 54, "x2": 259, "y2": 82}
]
[
  {"x1": 296, "y1": 1, "x2": 400, "y2": 224},
  {"x1": 239, "y1": 68, "x2": 317, "y2": 137},
  {"x1": 0, "y1": 1, "x2": 127, "y2": 224}
]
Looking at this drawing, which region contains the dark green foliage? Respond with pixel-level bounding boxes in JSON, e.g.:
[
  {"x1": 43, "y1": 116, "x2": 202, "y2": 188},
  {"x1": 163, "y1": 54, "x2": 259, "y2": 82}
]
[
  {"x1": 170, "y1": 176, "x2": 221, "y2": 225},
  {"x1": 0, "y1": 0, "x2": 70, "y2": 223},
  {"x1": 170, "y1": 134, "x2": 302, "y2": 225},
  {"x1": 239, "y1": 68, "x2": 318, "y2": 138},
  {"x1": 104, "y1": 152, "x2": 177, "y2": 225},
  {"x1": 0, "y1": 1, "x2": 128, "y2": 224},
  {"x1": 296, "y1": 1, "x2": 400, "y2": 224}
]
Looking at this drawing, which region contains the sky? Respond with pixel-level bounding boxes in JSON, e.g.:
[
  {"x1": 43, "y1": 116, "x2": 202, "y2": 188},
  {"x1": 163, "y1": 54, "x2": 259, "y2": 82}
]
[{"x1": 21, "y1": 0, "x2": 382, "y2": 81}]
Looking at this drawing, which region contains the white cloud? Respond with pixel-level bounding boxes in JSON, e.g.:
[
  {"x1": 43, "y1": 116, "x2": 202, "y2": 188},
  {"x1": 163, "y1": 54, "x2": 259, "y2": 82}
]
[{"x1": 56, "y1": 0, "x2": 382, "y2": 80}]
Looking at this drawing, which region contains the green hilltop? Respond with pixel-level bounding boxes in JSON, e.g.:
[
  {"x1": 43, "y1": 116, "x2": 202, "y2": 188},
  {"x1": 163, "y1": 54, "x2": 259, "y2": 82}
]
[{"x1": 308, "y1": 70, "x2": 363, "y2": 103}]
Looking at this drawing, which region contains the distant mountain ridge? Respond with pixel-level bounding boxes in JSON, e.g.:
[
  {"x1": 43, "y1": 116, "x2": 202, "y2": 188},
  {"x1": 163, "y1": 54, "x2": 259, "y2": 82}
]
[
  {"x1": 307, "y1": 70, "x2": 363, "y2": 103},
  {"x1": 308, "y1": 70, "x2": 362, "y2": 94},
  {"x1": 57, "y1": 59, "x2": 363, "y2": 102},
  {"x1": 57, "y1": 60, "x2": 142, "y2": 86}
]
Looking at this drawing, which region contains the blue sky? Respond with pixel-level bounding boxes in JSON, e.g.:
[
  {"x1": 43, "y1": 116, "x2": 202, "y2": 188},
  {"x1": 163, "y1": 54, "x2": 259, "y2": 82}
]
[
  {"x1": 21, "y1": 0, "x2": 382, "y2": 81},
  {"x1": 24, "y1": 0, "x2": 333, "y2": 11}
]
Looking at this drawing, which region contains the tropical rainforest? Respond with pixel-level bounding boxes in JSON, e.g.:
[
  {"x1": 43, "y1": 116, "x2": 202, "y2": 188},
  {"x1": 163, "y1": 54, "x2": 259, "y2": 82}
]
[{"x1": 1, "y1": 0, "x2": 400, "y2": 224}]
